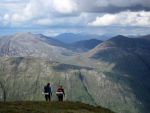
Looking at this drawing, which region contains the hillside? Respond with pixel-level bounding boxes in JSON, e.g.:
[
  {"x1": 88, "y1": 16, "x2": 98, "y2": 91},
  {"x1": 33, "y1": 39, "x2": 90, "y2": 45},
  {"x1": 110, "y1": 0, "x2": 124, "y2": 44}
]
[
  {"x1": 82, "y1": 35, "x2": 150, "y2": 113},
  {"x1": 0, "y1": 56, "x2": 147, "y2": 113},
  {"x1": 0, "y1": 101, "x2": 114, "y2": 113}
]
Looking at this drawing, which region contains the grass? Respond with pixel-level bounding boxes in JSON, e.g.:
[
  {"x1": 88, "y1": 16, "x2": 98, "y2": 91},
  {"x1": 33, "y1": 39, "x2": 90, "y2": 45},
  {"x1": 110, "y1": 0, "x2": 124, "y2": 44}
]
[{"x1": 0, "y1": 101, "x2": 115, "y2": 113}]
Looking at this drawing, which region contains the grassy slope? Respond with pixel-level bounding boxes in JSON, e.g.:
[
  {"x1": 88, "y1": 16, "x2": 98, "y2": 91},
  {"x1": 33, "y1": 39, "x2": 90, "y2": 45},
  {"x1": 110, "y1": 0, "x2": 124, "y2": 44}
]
[
  {"x1": 0, "y1": 57, "x2": 144, "y2": 113},
  {"x1": 0, "y1": 101, "x2": 114, "y2": 113}
]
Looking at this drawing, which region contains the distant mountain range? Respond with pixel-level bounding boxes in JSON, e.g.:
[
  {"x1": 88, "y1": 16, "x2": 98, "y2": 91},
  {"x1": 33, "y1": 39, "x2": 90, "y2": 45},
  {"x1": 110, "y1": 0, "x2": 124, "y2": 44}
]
[
  {"x1": 0, "y1": 33, "x2": 102, "y2": 57},
  {"x1": 0, "y1": 33, "x2": 150, "y2": 113},
  {"x1": 69, "y1": 39, "x2": 102, "y2": 52},
  {"x1": 54, "y1": 33, "x2": 110, "y2": 43}
]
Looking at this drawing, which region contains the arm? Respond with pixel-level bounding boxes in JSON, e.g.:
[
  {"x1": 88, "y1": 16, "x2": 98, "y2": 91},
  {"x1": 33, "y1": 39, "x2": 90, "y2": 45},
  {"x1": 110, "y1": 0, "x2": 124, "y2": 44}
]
[
  {"x1": 49, "y1": 87, "x2": 52, "y2": 96},
  {"x1": 63, "y1": 89, "x2": 65, "y2": 96}
]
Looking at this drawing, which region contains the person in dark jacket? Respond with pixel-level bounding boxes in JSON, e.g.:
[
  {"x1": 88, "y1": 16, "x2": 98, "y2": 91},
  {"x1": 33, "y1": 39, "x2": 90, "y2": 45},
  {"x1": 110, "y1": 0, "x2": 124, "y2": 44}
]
[
  {"x1": 56, "y1": 85, "x2": 65, "y2": 101},
  {"x1": 44, "y1": 83, "x2": 52, "y2": 101}
]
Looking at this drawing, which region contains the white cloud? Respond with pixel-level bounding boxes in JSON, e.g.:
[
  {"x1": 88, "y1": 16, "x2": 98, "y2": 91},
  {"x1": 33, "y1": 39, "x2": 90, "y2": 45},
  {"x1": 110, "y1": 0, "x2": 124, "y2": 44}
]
[
  {"x1": 0, "y1": 0, "x2": 78, "y2": 26},
  {"x1": 52, "y1": 0, "x2": 77, "y2": 14},
  {"x1": 88, "y1": 11, "x2": 150, "y2": 27},
  {"x1": 35, "y1": 18, "x2": 52, "y2": 25},
  {"x1": 3, "y1": 14, "x2": 10, "y2": 21}
]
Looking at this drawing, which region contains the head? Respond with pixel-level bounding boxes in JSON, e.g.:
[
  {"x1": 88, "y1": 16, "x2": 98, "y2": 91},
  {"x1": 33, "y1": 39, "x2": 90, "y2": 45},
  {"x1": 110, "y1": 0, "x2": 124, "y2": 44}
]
[
  {"x1": 59, "y1": 85, "x2": 62, "y2": 88},
  {"x1": 47, "y1": 83, "x2": 50, "y2": 86}
]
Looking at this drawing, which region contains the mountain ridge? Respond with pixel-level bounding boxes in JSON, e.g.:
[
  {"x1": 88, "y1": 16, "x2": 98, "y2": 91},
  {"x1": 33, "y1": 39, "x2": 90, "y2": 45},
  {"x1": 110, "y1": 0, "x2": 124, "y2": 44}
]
[{"x1": 54, "y1": 33, "x2": 109, "y2": 43}]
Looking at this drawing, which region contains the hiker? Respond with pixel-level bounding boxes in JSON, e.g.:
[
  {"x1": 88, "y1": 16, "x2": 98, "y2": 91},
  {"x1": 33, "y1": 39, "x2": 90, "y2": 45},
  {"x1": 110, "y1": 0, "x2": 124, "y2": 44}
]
[
  {"x1": 56, "y1": 85, "x2": 65, "y2": 101},
  {"x1": 44, "y1": 83, "x2": 52, "y2": 101}
]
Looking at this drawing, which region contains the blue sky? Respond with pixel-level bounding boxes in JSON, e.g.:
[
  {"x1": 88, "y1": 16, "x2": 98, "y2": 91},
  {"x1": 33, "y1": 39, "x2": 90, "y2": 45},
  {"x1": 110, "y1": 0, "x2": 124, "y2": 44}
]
[{"x1": 0, "y1": 0, "x2": 150, "y2": 36}]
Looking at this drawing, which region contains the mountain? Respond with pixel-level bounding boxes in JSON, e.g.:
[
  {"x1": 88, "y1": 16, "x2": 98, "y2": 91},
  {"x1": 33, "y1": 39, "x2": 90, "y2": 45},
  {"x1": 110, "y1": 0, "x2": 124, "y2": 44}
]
[
  {"x1": 0, "y1": 32, "x2": 74, "y2": 61},
  {"x1": 0, "y1": 101, "x2": 114, "y2": 113},
  {"x1": 87, "y1": 35, "x2": 150, "y2": 59},
  {"x1": 54, "y1": 33, "x2": 108, "y2": 43},
  {"x1": 1, "y1": 33, "x2": 150, "y2": 113},
  {"x1": 140, "y1": 34, "x2": 150, "y2": 40},
  {"x1": 84, "y1": 35, "x2": 150, "y2": 113},
  {"x1": 69, "y1": 39, "x2": 102, "y2": 52}
]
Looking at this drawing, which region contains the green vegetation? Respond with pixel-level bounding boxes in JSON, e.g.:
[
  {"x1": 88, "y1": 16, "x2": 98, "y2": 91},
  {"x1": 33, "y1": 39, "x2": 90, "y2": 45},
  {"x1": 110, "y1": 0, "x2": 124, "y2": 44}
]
[{"x1": 0, "y1": 101, "x2": 114, "y2": 113}]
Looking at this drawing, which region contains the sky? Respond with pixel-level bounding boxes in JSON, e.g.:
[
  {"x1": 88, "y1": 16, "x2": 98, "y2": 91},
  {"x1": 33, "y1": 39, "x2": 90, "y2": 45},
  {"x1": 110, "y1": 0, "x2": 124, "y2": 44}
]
[{"x1": 0, "y1": 0, "x2": 150, "y2": 36}]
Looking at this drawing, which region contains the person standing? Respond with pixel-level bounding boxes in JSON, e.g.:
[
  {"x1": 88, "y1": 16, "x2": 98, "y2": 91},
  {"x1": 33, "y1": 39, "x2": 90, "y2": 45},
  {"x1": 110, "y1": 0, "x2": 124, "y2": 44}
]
[
  {"x1": 44, "y1": 83, "x2": 52, "y2": 101},
  {"x1": 56, "y1": 85, "x2": 65, "y2": 101}
]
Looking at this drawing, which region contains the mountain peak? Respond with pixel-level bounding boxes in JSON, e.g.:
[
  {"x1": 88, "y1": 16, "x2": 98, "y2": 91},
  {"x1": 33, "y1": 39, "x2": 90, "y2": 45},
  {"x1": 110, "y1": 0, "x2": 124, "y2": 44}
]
[
  {"x1": 109, "y1": 35, "x2": 129, "y2": 41},
  {"x1": 11, "y1": 32, "x2": 38, "y2": 41},
  {"x1": 14, "y1": 32, "x2": 33, "y2": 36}
]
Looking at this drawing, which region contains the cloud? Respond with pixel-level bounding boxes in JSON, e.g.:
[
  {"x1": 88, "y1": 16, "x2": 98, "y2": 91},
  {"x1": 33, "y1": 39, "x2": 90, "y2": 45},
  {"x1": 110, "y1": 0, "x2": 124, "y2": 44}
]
[
  {"x1": 88, "y1": 11, "x2": 150, "y2": 27},
  {"x1": 35, "y1": 18, "x2": 52, "y2": 25},
  {"x1": 33, "y1": 12, "x2": 89, "y2": 27},
  {"x1": 95, "y1": 0, "x2": 150, "y2": 7},
  {"x1": 52, "y1": 0, "x2": 78, "y2": 14},
  {"x1": 0, "y1": 0, "x2": 150, "y2": 36},
  {"x1": 79, "y1": 0, "x2": 150, "y2": 13},
  {"x1": 1, "y1": 0, "x2": 150, "y2": 26},
  {"x1": 0, "y1": 0, "x2": 78, "y2": 26}
]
